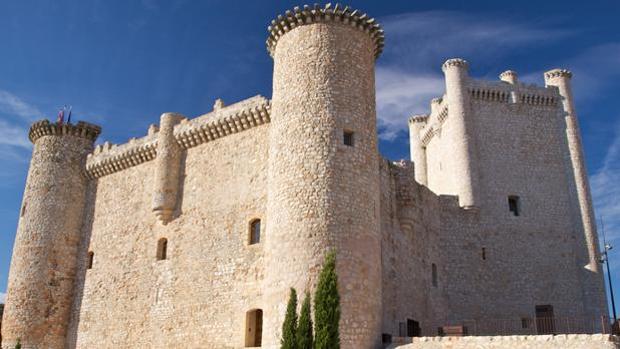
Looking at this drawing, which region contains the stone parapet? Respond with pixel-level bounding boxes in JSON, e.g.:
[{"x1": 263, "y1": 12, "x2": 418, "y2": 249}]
[
  {"x1": 266, "y1": 3, "x2": 385, "y2": 58},
  {"x1": 85, "y1": 95, "x2": 270, "y2": 178},
  {"x1": 28, "y1": 120, "x2": 101, "y2": 143}
]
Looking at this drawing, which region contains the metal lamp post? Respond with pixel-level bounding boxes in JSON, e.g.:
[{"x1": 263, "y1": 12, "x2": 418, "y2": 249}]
[{"x1": 600, "y1": 217, "x2": 617, "y2": 328}]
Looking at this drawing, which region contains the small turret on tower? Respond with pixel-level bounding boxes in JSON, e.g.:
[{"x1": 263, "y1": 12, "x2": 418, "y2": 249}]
[
  {"x1": 2, "y1": 119, "x2": 100, "y2": 349},
  {"x1": 544, "y1": 68, "x2": 600, "y2": 273},
  {"x1": 152, "y1": 112, "x2": 185, "y2": 224},
  {"x1": 499, "y1": 70, "x2": 518, "y2": 84},
  {"x1": 442, "y1": 58, "x2": 481, "y2": 209},
  {"x1": 408, "y1": 114, "x2": 429, "y2": 185}
]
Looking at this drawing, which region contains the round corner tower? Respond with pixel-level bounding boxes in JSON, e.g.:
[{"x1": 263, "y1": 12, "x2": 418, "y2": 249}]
[
  {"x1": 263, "y1": 4, "x2": 384, "y2": 348},
  {"x1": 1, "y1": 120, "x2": 100, "y2": 349}
]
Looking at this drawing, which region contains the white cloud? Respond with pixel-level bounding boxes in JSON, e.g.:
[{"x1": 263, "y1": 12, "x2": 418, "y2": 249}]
[
  {"x1": 0, "y1": 292, "x2": 5, "y2": 304},
  {"x1": 0, "y1": 90, "x2": 45, "y2": 122},
  {"x1": 374, "y1": 11, "x2": 573, "y2": 141},
  {"x1": 591, "y1": 122, "x2": 620, "y2": 242},
  {"x1": 376, "y1": 67, "x2": 444, "y2": 141},
  {"x1": 0, "y1": 119, "x2": 31, "y2": 149}
]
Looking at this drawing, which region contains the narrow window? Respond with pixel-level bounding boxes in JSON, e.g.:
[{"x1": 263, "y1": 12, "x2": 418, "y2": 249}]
[
  {"x1": 249, "y1": 219, "x2": 261, "y2": 245},
  {"x1": 431, "y1": 263, "x2": 438, "y2": 287},
  {"x1": 87, "y1": 251, "x2": 94, "y2": 270},
  {"x1": 343, "y1": 130, "x2": 354, "y2": 146},
  {"x1": 20, "y1": 202, "x2": 26, "y2": 217},
  {"x1": 481, "y1": 247, "x2": 486, "y2": 260},
  {"x1": 245, "y1": 309, "x2": 263, "y2": 347},
  {"x1": 508, "y1": 196, "x2": 520, "y2": 216},
  {"x1": 157, "y1": 238, "x2": 168, "y2": 261}
]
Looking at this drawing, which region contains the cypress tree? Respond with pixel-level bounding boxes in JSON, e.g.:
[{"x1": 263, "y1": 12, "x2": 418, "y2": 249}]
[
  {"x1": 297, "y1": 292, "x2": 313, "y2": 349},
  {"x1": 314, "y1": 251, "x2": 340, "y2": 349},
  {"x1": 281, "y1": 288, "x2": 298, "y2": 349}
]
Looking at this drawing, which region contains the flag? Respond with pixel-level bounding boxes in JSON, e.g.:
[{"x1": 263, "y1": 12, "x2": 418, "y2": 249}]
[
  {"x1": 66, "y1": 106, "x2": 72, "y2": 124},
  {"x1": 56, "y1": 109, "x2": 64, "y2": 124}
]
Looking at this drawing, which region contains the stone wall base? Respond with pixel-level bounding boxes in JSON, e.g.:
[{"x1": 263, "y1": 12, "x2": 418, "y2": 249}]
[{"x1": 390, "y1": 334, "x2": 620, "y2": 349}]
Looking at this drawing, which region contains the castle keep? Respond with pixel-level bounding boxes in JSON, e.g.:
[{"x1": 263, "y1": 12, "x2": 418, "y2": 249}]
[{"x1": 1, "y1": 4, "x2": 609, "y2": 349}]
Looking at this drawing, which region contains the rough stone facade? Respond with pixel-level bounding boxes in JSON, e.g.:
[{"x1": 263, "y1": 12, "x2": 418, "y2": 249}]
[{"x1": 0, "y1": 4, "x2": 609, "y2": 349}]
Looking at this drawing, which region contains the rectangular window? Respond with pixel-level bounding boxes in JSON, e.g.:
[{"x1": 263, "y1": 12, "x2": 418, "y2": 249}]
[
  {"x1": 343, "y1": 130, "x2": 354, "y2": 146},
  {"x1": 482, "y1": 247, "x2": 486, "y2": 260},
  {"x1": 508, "y1": 196, "x2": 520, "y2": 216}
]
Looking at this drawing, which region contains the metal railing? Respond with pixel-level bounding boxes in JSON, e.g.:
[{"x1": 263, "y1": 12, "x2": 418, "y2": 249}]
[{"x1": 413, "y1": 316, "x2": 612, "y2": 337}]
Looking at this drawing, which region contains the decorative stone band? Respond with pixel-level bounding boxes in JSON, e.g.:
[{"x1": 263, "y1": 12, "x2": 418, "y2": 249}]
[
  {"x1": 442, "y1": 58, "x2": 469, "y2": 72},
  {"x1": 408, "y1": 114, "x2": 429, "y2": 124},
  {"x1": 29, "y1": 120, "x2": 101, "y2": 144},
  {"x1": 266, "y1": 3, "x2": 385, "y2": 59},
  {"x1": 469, "y1": 88, "x2": 511, "y2": 103},
  {"x1": 85, "y1": 96, "x2": 271, "y2": 179},
  {"x1": 544, "y1": 68, "x2": 572, "y2": 80}
]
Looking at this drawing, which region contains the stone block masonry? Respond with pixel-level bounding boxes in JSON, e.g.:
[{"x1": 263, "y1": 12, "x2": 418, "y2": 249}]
[{"x1": 0, "y1": 3, "x2": 609, "y2": 349}]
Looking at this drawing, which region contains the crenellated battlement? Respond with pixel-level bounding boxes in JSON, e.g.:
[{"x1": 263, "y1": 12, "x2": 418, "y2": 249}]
[
  {"x1": 28, "y1": 120, "x2": 101, "y2": 144},
  {"x1": 85, "y1": 95, "x2": 270, "y2": 179},
  {"x1": 266, "y1": 3, "x2": 385, "y2": 58},
  {"x1": 545, "y1": 68, "x2": 572, "y2": 80}
]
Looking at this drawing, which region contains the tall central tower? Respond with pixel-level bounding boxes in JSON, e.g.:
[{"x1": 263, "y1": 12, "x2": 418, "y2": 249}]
[{"x1": 264, "y1": 5, "x2": 384, "y2": 348}]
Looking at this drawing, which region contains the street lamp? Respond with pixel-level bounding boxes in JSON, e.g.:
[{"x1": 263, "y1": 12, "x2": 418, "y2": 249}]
[{"x1": 600, "y1": 217, "x2": 617, "y2": 326}]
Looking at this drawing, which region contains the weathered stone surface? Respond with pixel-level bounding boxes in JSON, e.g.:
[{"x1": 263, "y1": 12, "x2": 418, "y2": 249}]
[{"x1": 1, "y1": 4, "x2": 609, "y2": 349}]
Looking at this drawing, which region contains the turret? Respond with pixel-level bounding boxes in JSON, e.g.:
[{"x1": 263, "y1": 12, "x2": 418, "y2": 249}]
[
  {"x1": 442, "y1": 58, "x2": 480, "y2": 209},
  {"x1": 408, "y1": 115, "x2": 428, "y2": 185},
  {"x1": 152, "y1": 112, "x2": 185, "y2": 223},
  {"x1": 499, "y1": 70, "x2": 518, "y2": 84},
  {"x1": 1, "y1": 120, "x2": 100, "y2": 349},
  {"x1": 264, "y1": 4, "x2": 384, "y2": 348},
  {"x1": 544, "y1": 69, "x2": 600, "y2": 272}
]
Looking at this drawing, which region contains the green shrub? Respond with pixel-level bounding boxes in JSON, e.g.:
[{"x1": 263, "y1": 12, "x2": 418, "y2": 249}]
[
  {"x1": 281, "y1": 288, "x2": 298, "y2": 349},
  {"x1": 297, "y1": 292, "x2": 313, "y2": 349},
  {"x1": 314, "y1": 251, "x2": 340, "y2": 349}
]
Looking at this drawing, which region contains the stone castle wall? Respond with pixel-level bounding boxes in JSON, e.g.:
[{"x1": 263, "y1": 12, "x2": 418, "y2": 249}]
[
  {"x1": 66, "y1": 119, "x2": 270, "y2": 348},
  {"x1": 1, "y1": 4, "x2": 610, "y2": 349}
]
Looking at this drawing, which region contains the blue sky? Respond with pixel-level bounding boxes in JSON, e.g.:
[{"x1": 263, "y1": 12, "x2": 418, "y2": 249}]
[{"x1": 0, "y1": 0, "x2": 619, "y2": 311}]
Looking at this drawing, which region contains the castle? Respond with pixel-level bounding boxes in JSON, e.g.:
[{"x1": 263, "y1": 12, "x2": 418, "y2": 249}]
[{"x1": 0, "y1": 4, "x2": 609, "y2": 349}]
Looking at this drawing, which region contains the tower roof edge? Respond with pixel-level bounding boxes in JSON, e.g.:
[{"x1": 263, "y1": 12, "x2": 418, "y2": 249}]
[
  {"x1": 265, "y1": 3, "x2": 385, "y2": 59},
  {"x1": 28, "y1": 119, "x2": 102, "y2": 144}
]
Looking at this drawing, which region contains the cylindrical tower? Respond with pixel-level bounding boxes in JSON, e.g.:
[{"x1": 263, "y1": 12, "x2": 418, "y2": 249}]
[
  {"x1": 264, "y1": 5, "x2": 384, "y2": 348},
  {"x1": 544, "y1": 69, "x2": 600, "y2": 272},
  {"x1": 408, "y1": 115, "x2": 429, "y2": 185},
  {"x1": 442, "y1": 58, "x2": 480, "y2": 209},
  {"x1": 152, "y1": 112, "x2": 185, "y2": 224},
  {"x1": 1, "y1": 120, "x2": 100, "y2": 349}
]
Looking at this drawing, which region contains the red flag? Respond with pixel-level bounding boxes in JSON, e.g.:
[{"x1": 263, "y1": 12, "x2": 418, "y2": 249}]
[{"x1": 56, "y1": 109, "x2": 64, "y2": 124}]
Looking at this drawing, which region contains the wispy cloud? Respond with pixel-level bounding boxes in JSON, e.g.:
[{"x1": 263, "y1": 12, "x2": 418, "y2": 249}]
[
  {"x1": 0, "y1": 89, "x2": 38, "y2": 184},
  {"x1": 0, "y1": 90, "x2": 45, "y2": 122},
  {"x1": 376, "y1": 68, "x2": 443, "y2": 140},
  {"x1": 591, "y1": 122, "x2": 620, "y2": 242},
  {"x1": 375, "y1": 11, "x2": 573, "y2": 141}
]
